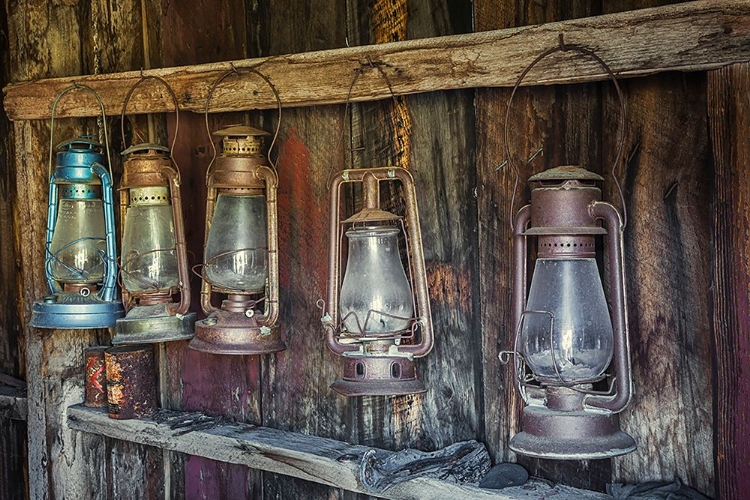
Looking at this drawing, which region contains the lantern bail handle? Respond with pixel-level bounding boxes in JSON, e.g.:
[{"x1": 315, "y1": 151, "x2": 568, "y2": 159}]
[
  {"x1": 503, "y1": 34, "x2": 628, "y2": 229},
  {"x1": 49, "y1": 84, "x2": 113, "y2": 180},
  {"x1": 120, "y1": 74, "x2": 181, "y2": 156},
  {"x1": 203, "y1": 64, "x2": 282, "y2": 181},
  {"x1": 327, "y1": 56, "x2": 403, "y2": 189}
]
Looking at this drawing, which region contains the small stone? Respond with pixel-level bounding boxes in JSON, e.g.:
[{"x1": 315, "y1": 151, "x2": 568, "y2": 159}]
[{"x1": 478, "y1": 463, "x2": 529, "y2": 489}]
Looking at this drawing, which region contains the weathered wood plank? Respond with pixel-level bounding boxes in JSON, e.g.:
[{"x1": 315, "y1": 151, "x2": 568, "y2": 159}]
[
  {"x1": 0, "y1": 417, "x2": 27, "y2": 500},
  {"x1": 603, "y1": 72, "x2": 714, "y2": 495},
  {"x1": 6, "y1": 1, "x2": 166, "y2": 499},
  {"x1": 67, "y1": 405, "x2": 611, "y2": 500},
  {"x1": 474, "y1": 0, "x2": 612, "y2": 490},
  {"x1": 158, "y1": 2, "x2": 262, "y2": 498},
  {"x1": 4, "y1": 0, "x2": 750, "y2": 120},
  {"x1": 256, "y1": 2, "x2": 350, "y2": 499},
  {"x1": 707, "y1": 62, "x2": 750, "y2": 500},
  {"x1": 343, "y1": 0, "x2": 483, "y2": 461}
]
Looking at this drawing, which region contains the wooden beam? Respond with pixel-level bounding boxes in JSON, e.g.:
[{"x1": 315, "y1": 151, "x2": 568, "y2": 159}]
[
  {"x1": 0, "y1": 385, "x2": 27, "y2": 420},
  {"x1": 4, "y1": 0, "x2": 750, "y2": 121},
  {"x1": 67, "y1": 405, "x2": 610, "y2": 500}
]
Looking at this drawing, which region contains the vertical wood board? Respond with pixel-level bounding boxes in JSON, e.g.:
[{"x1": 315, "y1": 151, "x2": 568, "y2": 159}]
[
  {"x1": 601, "y1": 2, "x2": 714, "y2": 492},
  {"x1": 707, "y1": 62, "x2": 750, "y2": 500},
  {"x1": 473, "y1": 0, "x2": 610, "y2": 490}
]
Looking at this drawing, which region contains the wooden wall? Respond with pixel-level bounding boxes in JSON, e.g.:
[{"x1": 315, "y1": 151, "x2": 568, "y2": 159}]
[{"x1": 2, "y1": 0, "x2": 743, "y2": 498}]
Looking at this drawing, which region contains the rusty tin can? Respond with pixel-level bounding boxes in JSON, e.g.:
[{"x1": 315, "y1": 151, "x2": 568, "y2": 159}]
[
  {"x1": 105, "y1": 345, "x2": 158, "y2": 419},
  {"x1": 84, "y1": 346, "x2": 109, "y2": 407}
]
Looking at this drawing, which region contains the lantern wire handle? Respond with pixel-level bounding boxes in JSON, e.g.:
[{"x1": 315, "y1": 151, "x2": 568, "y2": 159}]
[
  {"x1": 503, "y1": 34, "x2": 628, "y2": 230},
  {"x1": 203, "y1": 64, "x2": 282, "y2": 182},
  {"x1": 49, "y1": 83, "x2": 113, "y2": 180},
  {"x1": 327, "y1": 56, "x2": 404, "y2": 189},
  {"x1": 120, "y1": 75, "x2": 181, "y2": 163}
]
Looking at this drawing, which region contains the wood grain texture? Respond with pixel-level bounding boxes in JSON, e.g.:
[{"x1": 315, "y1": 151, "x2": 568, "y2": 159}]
[
  {"x1": 0, "y1": 2, "x2": 27, "y2": 496},
  {"x1": 707, "y1": 63, "x2": 750, "y2": 500},
  {"x1": 5, "y1": 1, "x2": 165, "y2": 499},
  {"x1": 473, "y1": 0, "x2": 611, "y2": 490},
  {"x1": 5, "y1": 0, "x2": 750, "y2": 120},
  {"x1": 158, "y1": 2, "x2": 263, "y2": 498},
  {"x1": 0, "y1": 386, "x2": 27, "y2": 420},
  {"x1": 0, "y1": 416, "x2": 27, "y2": 500},
  {"x1": 67, "y1": 405, "x2": 613, "y2": 500},
  {"x1": 343, "y1": 0, "x2": 482, "y2": 465},
  {"x1": 603, "y1": 73, "x2": 713, "y2": 495},
  {"x1": 255, "y1": 2, "x2": 350, "y2": 499}
]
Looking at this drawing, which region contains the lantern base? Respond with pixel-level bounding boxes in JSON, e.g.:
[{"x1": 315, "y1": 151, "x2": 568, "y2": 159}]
[
  {"x1": 112, "y1": 305, "x2": 196, "y2": 345},
  {"x1": 189, "y1": 310, "x2": 285, "y2": 355},
  {"x1": 509, "y1": 404, "x2": 636, "y2": 460},
  {"x1": 30, "y1": 294, "x2": 125, "y2": 329},
  {"x1": 330, "y1": 356, "x2": 426, "y2": 397}
]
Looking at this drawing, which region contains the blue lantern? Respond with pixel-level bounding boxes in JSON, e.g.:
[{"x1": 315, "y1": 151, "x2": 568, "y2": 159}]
[{"x1": 30, "y1": 85, "x2": 124, "y2": 329}]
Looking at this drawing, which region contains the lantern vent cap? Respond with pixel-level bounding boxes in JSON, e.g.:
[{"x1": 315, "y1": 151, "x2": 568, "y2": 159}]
[
  {"x1": 528, "y1": 165, "x2": 604, "y2": 182},
  {"x1": 343, "y1": 208, "x2": 401, "y2": 224},
  {"x1": 213, "y1": 125, "x2": 270, "y2": 138},
  {"x1": 57, "y1": 136, "x2": 103, "y2": 153},
  {"x1": 121, "y1": 143, "x2": 171, "y2": 157}
]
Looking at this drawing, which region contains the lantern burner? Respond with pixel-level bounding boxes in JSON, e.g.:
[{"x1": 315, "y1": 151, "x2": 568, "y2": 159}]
[{"x1": 330, "y1": 356, "x2": 425, "y2": 397}]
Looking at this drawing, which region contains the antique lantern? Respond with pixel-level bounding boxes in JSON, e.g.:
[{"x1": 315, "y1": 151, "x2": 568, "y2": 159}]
[
  {"x1": 189, "y1": 125, "x2": 285, "y2": 355},
  {"x1": 322, "y1": 167, "x2": 434, "y2": 396},
  {"x1": 508, "y1": 165, "x2": 635, "y2": 459},
  {"x1": 30, "y1": 85, "x2": 124, "y2": 329},
  {"x1": 112, "y1": 77, "x2": 195, "y2": 344}
]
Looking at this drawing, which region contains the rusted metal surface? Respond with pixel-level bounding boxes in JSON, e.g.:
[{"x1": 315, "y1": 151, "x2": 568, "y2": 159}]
[
  {"x1": 323, "y1": 167, "x2": 434, "y2": 396},
  {"x1": 84, "y1": 346, "x2": 108, "y2": 408},
  {"x1": 105, "y1": 345, "x2": 158, "y2": 419},
  {"x1": 330, "y1": 357, "x2": 425, "y2": 397},
  {"x1": 510, "y1": 167, "x2": 634, "y2": 460},
  {"x1": 191, "y1": 126, "x2": 284, "y2": 356}
]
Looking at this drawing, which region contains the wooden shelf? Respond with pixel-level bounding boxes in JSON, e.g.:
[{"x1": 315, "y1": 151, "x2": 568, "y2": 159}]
[
  {"x1": 67, "y1": 405, "x2": 610, "y2": 500},
  {"x1": 4, "y1": 0, "x2": 750, "y2": 121}
]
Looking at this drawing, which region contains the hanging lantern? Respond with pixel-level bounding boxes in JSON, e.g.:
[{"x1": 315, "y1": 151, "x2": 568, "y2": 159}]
[
  {"x1": 30, "y1": 134, "x2": 124, "y2": 328},
  {"x1": 112, "y1": 77, "x2": 195, "y2": 344},
  {"x1": 322, "y1": 167, "x2": 434, "y2": 397},
  {"x1": 112, "y1": 143, "x2": 195, "y2": 343},
  {"x1": 189, "y1": 125, "x2": 285, "y2": 355},
  {"x1": 508, "y1": 165, "x2": 635, "y2": 459},
  {"x1": 30, "y1": 84, "x2": 124, "y2": 329}
]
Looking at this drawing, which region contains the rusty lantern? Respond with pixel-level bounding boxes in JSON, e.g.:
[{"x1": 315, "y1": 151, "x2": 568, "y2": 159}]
[
  {"x1": 322, "y1": 167, "x2": 434, "y2": 397},
  {"x1": 508, "y1": 165, "x2": 635, "y2": 459},
  {"x1": 113, "y1": 76, "x2": 195, "y2": 344},
  {"x1": 189, "y1": 126, "x2": 285, "y2": 355},
  {"x1": 112, "y1": 144, "x2": 195, "y2": 344}
]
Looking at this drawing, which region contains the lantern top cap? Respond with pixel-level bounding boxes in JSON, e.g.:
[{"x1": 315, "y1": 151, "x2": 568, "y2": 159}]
[
  {"x1": 57, "y1": 136, "x2": 102, "y2": 152},
  {"x1": 528, "y1": 165, "x2": 604, "y2": 182},
  {"x1": 121, "y1": 143, "x2": 171, "y2": 157},
  {"x1": 344, "y1": 208, "x2": 401, "y2": 224},
  {"x1": 213, "y1": 125, "x2": 270, "y2": 138}
]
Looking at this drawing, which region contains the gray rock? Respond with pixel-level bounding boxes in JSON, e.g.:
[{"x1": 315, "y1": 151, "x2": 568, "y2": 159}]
[{"x1": 478, "y1": 463, "x2": 529, "y2": 489}]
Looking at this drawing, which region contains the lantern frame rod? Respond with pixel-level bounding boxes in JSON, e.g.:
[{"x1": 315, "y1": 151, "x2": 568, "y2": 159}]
[
  {"x1": 325, "y1": 167, "x2": 433, "y2": 358},
  {"x1": 585, "y1": 201, "x2": 632, "y2": 413}
]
